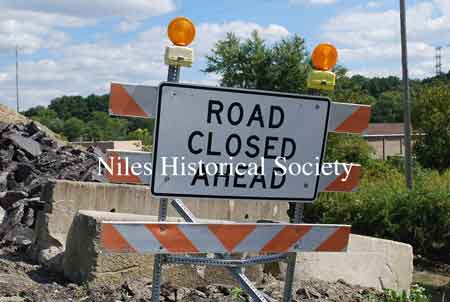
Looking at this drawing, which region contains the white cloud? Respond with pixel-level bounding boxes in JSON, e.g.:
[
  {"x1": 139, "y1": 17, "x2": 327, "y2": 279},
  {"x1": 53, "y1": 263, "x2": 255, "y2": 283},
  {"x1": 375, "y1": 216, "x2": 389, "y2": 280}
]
[
  {"x1": 0, "y1": 21, "x2": 289, "y2": 110},
  {"x1": 0, "y1": 0, "x2": 175, "y2": 18},
  {"x1": 321, "y1": 1, "x2": 450, "y2": 78},
  {"x1": 0, "y1": 9, "x2": 94, "y2": 53},
  {"x1": 195, "y1": 22, "x2": 290, "y2": 57},
  {"x1": 116, "y1": 19, "x2": 142, "y2": 33},
  {"x1": 434, "y1": 0, "x2": 450, "y2": 15},
  {"x1": 0, "y1": 1, "x2": 176, "y2": 54},
  {"x1": 367, "y1": 2, "x2": 382, "y2": 8},
  {"x1": 290, "y1": 0, "x2": 337, "y2": 5}
]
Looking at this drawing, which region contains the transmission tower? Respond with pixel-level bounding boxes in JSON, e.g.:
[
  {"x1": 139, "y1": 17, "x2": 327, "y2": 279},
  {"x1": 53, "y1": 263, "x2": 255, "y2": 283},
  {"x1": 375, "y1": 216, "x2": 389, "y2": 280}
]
[
  {"x1": 436, "y1": 44, "x2": 450, "y2": 76},
  {"x1": 436, "y1": 46, "x2": 442, "y2": 76}
]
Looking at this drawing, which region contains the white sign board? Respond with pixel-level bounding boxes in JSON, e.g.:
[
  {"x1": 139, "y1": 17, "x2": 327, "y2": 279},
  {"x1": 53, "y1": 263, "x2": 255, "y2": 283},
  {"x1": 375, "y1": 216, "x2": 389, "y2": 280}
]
[{"x1": 152, "y1": 83, "x2": 330, "y2": 201}]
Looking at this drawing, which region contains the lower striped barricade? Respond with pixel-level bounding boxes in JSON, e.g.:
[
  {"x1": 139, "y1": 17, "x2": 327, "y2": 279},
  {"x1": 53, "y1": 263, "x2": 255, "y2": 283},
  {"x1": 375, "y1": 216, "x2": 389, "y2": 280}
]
[{"x1": 100, "y1": 222, "x2": 350, "y2": 254}]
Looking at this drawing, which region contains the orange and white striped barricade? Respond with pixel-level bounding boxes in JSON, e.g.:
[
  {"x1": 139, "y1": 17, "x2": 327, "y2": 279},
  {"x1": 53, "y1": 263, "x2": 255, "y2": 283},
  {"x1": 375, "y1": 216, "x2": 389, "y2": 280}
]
[
  {"x1": 101, "y1": 222, "x2": 350, "y2": 254},
  {"x1": 109, "y1": 83, "x2": 371, "y2": 135},
  {"x1": 106, "y1": 82, "x2": 371, "y2": 302}
]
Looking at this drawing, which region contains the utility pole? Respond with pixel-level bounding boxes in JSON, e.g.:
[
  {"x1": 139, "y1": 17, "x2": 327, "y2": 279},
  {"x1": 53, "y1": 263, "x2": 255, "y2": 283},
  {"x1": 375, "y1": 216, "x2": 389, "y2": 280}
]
[
  {"x1": 399, "y1": 0, "x2": 413, "y2": 189},
  {"x1": 15, "y1": 46, "x2": 20, "y2": 113}
]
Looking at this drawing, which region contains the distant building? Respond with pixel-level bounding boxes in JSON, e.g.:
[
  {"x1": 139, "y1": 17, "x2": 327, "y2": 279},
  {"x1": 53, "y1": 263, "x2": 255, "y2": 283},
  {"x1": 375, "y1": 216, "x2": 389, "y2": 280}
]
[
  {"x1": 364, "y1": 123, "x2": 415, "y2": 160},
  {"x1": 71, "y1": 140, "x2": 143, "y2": 153}
]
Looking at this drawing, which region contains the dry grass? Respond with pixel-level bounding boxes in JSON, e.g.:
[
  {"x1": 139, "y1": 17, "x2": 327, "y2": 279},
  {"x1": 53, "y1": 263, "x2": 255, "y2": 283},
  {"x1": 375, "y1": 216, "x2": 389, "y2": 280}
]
[
  {"x1": 0, "y1": 104, "x2": 28, "y2": 124},
  {"x1": 0, "y1": 104, "x2": 66, "y2": 145}
]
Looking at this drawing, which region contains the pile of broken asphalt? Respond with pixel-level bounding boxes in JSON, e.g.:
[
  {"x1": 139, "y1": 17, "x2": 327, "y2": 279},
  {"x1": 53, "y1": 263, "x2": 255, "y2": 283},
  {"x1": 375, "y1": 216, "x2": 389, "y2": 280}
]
[{"x1": 0, "y1": 121, "x2": 103, "y2": 245}]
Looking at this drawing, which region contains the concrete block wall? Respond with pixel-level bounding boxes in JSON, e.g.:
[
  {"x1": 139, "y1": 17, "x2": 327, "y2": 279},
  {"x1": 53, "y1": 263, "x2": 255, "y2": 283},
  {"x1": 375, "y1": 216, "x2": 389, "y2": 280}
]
[
  {"x1": 63, "y1": 211, "x2": 262, "y2": 287},
  {"x1": 34, "y1": 180, "x2": 289, "y2": 251},
  {"x1": 294, "y1": 235, "x2": 413, "y2": 292},
  {"x1": 63, "y1": 211, "x2": 413, "y2": 293}
]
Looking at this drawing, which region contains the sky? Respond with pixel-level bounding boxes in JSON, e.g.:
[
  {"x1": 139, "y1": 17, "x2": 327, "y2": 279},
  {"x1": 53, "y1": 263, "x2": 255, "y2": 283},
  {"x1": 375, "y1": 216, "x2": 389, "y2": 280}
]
[{"x1": 0, "y1": 0, "x2": 449, "y2": 110}]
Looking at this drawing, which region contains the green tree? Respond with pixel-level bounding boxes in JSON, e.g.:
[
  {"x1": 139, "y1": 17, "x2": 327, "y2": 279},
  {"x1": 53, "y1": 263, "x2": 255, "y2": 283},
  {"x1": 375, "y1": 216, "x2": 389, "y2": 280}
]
[
  {"x1": 128, "y1": 128, "x2": 152, "y2": 151},
  {"x1": 26, "y1": 107, "x2": 64, "y2": 133},
  {"x1": 371, "y1": 91, "x2": 403, "y2": 123},
  {"x1": 204, "y1": 31, "x2": 310, "y2": 93},
  {"x1": 63, "y1": 117, "x2": 85, "y2": 141},
  {"x1": 86, "y1": 111, "x2": 129, "y2": 141},
  {"x1": 412, "y1": 84, "x2": 450, "y2": 171}
]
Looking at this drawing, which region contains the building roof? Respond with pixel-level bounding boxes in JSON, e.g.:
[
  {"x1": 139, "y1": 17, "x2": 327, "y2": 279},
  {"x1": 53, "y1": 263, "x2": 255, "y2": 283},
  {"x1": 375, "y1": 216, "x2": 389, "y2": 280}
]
[{"x1": 366, "y1": 123, "x2": 405, "y2": 136}]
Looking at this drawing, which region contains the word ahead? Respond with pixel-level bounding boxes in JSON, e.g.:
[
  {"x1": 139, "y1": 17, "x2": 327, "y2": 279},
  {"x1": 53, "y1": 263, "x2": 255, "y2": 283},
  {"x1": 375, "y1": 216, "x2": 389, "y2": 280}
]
[
  {"x1": 152, "y1": 83, "x2": 330, "y2": 201},
  {"x1": 101, "y1": 222, "x2": 350, "y2": 254}
]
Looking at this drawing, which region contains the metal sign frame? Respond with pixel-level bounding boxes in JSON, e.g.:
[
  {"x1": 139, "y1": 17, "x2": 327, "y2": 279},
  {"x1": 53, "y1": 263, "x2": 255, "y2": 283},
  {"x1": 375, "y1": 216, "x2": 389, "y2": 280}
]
[
  {"x1": 106, "y1": 63, "x2": 370, "y2": 302},
  {"x1": 151, "y1": 82, "x2": 331, "y2": 201}
]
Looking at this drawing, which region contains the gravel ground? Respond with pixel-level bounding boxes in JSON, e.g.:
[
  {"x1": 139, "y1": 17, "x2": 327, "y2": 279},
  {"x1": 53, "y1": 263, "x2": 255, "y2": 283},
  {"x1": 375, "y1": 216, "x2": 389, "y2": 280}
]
[{"x1": 0, "y1": 244, "x2": 387, "y2": 302}]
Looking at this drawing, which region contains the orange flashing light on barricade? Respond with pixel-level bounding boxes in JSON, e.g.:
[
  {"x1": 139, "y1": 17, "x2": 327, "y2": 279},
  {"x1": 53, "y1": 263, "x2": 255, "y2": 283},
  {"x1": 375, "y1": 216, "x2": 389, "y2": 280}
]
[
  {"x1": 165, "y1": 17, "x2": 196, "y2": 67},
  {"x1": 167, "y1": 17, "x2": 196, "y2": 46},
  {"x1": 307, "y1": 43, "x2": 339, "y2": 91},
  {"x1": 311, "y1": 43, "x2": 338, "y2": 71}
]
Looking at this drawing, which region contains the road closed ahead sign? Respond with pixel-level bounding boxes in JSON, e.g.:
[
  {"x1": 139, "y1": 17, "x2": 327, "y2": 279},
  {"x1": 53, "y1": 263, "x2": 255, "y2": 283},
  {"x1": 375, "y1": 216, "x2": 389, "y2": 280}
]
[{"x1": 152, "y1": 83, "x2": 330, "y2": 201}]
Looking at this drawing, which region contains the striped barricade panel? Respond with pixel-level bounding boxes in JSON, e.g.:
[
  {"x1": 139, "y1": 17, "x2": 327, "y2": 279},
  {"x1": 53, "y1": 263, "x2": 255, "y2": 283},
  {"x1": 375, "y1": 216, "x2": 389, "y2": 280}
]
[
  {"x1": 102, "y1": 150, "x2": 361, "y2": 192},
  {"x1": 100, "y1": 222, "x2": 350, "y2": 254},
  {"x1": 318, "y1": 163, "x2": 361, "y2": 193},
  {"x1": 110, "y1": 83, "x2": 158, "y2": 118},
  {"x1": 109, "y1": 83, "x2": 371, "y2": 135},
  {"x1": 327, "y1": 102, "x2": 371, "y2": 134}
]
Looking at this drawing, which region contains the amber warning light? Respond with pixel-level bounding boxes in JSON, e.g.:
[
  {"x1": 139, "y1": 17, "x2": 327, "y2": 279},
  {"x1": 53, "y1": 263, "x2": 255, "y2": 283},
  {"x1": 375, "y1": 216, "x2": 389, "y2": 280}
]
[
  {"x1": 167, "y1": 17, "x2": 196, "y2": 46},
  {"x1": 311, "y1": 43, "x2": 338, "y2": 71}
]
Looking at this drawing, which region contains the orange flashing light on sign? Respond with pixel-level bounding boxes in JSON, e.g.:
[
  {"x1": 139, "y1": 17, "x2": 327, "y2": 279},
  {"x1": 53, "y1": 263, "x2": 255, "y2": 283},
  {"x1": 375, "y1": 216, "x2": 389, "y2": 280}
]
[
  {"x1": 311, "y1": 43, "x2": 338, "y2": 71},
  {"x1": 167, "y1": 17, "x2": 196, "y2": 46}
]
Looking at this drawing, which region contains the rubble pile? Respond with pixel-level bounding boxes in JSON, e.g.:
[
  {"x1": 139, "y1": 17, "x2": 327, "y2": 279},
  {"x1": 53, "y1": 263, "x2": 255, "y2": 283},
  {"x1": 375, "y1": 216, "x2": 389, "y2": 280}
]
[{"x1": 0, "y1": 121, "x2": 103, "y2": 244}]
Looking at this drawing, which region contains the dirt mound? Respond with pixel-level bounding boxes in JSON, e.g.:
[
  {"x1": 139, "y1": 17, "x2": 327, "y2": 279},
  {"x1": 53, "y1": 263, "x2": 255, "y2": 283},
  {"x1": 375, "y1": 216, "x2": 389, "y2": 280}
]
[
  {"x1": 0, "y1": 104, "x2": 28, "y2": 124},
  {"x1": 0, "y1": 104, "x2": 64, "y2": 145}
]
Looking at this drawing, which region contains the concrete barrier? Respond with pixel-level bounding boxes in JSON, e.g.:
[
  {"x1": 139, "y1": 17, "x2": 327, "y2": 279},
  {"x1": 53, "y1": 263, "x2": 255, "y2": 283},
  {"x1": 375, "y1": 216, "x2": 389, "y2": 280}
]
[
  {"x1": 31, "y1": 179, "x2": 288, "y2": 273},
  {"x1": 33, "y1": 180, "x2": 288, "y2": 251},
  {"x1": 292, "y1": 235, "x2": 413, "y2": 293},
  {"x1": 64, "y1": 210, "x2": 413, "y2": 293},
  {"x1": 63, "y1": 211, "x2": 262, "y2": 287}
]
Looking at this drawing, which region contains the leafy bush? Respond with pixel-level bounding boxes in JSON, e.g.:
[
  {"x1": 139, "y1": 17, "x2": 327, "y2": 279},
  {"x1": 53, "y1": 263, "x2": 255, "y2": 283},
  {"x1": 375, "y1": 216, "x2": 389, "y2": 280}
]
[
  {"x1": 364, "y1": 285, "x2": 430, "y2": 302},
  {"x1": 306, "y1": 162, "x2": 450, "y2": 261},
  {"x1": 412, "y1": 84, "x2": 450, "y2": 171},
  {"x1": 325, "y1": 133, "x2": 373, "y2": 166}
]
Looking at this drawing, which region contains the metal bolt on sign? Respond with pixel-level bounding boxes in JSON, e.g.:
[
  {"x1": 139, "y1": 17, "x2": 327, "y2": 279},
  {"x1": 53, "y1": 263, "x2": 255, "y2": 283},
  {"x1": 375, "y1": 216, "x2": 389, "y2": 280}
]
[{"x1": 102, "y1": 17, "x2": 371, "y2": 302}]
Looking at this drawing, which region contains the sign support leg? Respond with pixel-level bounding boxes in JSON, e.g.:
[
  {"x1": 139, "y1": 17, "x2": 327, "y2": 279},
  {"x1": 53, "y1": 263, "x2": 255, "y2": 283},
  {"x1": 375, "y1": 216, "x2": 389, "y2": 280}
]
[
  {"x1": 282, "y1": 202, "x2": 304, "y2": 302},
  {"x1": 172, "y1": 199, "x2": 268, "y2": 302},
  {"x1": 167, "y1": 65, "x2": 180, "y2": 82},
  {"x1": 151, "y1": 198, "x2": 168, "y2": 302},
  {"x1": 151, "y1": 64, "x2": 180, "y2": 301}
]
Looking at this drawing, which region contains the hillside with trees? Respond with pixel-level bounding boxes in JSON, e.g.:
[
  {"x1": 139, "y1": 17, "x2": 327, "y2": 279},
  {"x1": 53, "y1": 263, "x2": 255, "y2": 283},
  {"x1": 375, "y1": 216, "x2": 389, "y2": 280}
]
[{"x1": 23, "y1": 95, "x2": 154, "y2": 148}]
